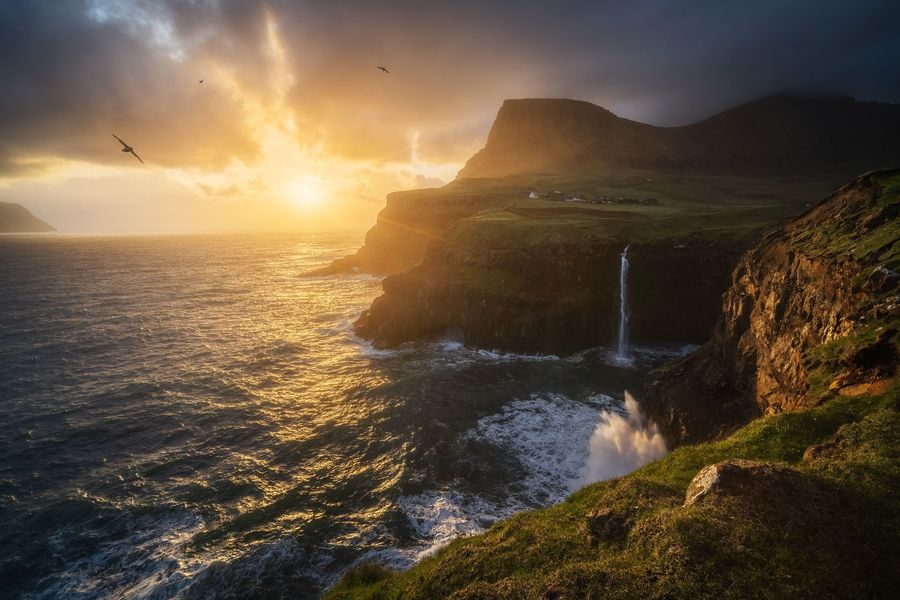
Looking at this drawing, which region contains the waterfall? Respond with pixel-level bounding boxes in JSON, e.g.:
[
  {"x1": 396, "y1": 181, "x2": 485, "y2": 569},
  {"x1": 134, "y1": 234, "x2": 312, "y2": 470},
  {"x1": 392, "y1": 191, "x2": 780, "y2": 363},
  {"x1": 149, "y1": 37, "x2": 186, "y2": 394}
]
[{"x1": 616, "y1": 245, "x2": 630, "y2": 359}]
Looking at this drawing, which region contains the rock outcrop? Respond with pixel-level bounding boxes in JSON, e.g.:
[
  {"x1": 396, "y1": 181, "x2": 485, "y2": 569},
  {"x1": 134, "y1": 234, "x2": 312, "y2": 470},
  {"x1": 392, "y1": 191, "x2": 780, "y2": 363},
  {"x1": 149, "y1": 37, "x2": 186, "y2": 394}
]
[
  {"x1": 683, "y1": 459, "x2": 794, "y2": 507},
  {"x1": 644, "y1": 169, "x2": 900, "y2": 445}
]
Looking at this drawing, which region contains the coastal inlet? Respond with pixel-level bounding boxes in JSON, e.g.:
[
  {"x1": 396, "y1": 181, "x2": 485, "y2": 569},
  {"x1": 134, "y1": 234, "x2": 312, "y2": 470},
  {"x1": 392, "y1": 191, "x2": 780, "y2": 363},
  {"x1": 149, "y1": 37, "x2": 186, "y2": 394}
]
[{"x1": 1, "y1": 232, "x2": 674, "y2": 599}]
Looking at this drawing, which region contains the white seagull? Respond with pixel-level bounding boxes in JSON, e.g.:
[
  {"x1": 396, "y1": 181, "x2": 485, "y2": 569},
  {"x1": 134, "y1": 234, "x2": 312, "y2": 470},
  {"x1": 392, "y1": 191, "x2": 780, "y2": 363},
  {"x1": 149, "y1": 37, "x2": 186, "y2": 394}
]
[{"x1": 113, "y1": 134, "x2": 144, "y2": 164}]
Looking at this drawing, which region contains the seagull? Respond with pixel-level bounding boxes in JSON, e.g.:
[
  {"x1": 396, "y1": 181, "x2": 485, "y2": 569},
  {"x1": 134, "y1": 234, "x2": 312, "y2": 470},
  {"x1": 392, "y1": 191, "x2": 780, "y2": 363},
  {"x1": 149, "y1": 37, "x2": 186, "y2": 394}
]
[
  {"x1": 198, "y1": 79, "x2": 204, "y2": 84},
  {"x1": 376, "y1": 65, "x2": 389, "y2": 73},
  {"x1": 112, "y1": 134, "x2": 144, "y2": 164}
]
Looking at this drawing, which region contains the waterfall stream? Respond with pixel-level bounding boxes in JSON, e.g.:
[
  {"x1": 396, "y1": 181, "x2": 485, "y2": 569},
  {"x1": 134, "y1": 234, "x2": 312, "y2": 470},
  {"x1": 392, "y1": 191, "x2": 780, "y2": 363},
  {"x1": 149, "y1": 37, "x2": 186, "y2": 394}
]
[{"x1": 616, "y1": 245, "x2": 630, "y2": 359}]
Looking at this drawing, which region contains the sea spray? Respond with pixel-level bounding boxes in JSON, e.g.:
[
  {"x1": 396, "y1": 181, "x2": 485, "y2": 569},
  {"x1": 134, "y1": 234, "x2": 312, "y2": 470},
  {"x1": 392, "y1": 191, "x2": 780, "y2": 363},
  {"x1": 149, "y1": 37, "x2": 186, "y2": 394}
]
[
  {"x1": 581, "y1": 391, "x2": 667, "y2": 483},
  {"x1": 616, "y1": 245, "x2": 630, "y2": 359}
]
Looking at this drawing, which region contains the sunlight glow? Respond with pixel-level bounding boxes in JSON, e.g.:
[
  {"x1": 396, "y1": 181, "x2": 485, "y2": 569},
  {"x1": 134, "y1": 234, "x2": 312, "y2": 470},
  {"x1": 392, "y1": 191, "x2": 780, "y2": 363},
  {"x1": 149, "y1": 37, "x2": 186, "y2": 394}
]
[{"x1": 284, "y1": 176, "x2": 326, "y2": 210}]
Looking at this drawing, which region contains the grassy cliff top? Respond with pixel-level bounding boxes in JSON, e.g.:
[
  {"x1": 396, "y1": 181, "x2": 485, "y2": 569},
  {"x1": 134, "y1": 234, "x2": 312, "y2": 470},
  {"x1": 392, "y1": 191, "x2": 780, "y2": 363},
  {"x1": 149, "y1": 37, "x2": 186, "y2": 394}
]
[
  {"x1": 399, "y1": 170, "x2": 848, "y2": 248},
  {"x1": 327, "y1": 382, "x2": 899, "y2": 599}
]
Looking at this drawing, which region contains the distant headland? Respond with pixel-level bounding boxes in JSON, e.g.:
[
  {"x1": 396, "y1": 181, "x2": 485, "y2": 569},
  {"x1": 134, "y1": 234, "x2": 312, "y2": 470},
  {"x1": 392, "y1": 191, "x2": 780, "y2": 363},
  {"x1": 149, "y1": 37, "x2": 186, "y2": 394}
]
[{"x1": 0, "y1": 202, "x2": 55, "y2": 233}]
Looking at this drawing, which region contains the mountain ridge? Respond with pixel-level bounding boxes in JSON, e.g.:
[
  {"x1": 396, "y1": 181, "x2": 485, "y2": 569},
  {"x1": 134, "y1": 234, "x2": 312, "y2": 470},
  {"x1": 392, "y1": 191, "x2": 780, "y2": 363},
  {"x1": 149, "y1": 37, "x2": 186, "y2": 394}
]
[{"x1": 458, "y1": 94, "x2": 900, "y2": 179}]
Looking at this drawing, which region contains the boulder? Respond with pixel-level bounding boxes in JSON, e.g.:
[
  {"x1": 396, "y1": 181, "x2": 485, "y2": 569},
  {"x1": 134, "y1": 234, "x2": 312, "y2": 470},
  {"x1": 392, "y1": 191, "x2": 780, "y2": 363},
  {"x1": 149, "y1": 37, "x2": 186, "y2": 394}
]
[
  {"x1": 683, "y1": 459, "x2": 791, "y2": 507},
  {"x1": 802, "y1": 436, "x2": 842, "y2": 462}
]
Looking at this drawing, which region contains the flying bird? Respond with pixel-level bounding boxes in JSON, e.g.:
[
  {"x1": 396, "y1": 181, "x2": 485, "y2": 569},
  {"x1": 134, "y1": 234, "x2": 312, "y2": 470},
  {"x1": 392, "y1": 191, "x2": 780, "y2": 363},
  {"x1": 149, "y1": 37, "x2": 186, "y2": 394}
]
[
  {"x1": 198, "y1": 79, "x2": 204, "y2": 84},
  {"x1": 376, "y1": 65, "x2": 390, "y2": 73},
  {"x1": 112, "y1": 134, "x2": 144, "y2": 164}
]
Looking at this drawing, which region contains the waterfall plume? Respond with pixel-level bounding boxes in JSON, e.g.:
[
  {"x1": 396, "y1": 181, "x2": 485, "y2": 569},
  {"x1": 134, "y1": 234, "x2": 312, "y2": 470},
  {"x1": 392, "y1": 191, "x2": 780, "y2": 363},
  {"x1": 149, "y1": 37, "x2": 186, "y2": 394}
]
[{"x1": 581, "y1": 391, "x2": 667, "y2": 484}]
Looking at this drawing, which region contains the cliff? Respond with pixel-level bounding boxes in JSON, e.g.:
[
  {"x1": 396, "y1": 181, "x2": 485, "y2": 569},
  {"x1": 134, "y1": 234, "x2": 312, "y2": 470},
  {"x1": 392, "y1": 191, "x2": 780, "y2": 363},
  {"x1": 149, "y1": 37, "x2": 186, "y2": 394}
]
[
  {"x1": 0, "y1": 202, "x2": 54, "y2": 233},
  {"x1": 352, "y1": 170, "x2": 844, "y2": 354},
  {"x1": 354, "y1": 214, "x2": 749, "y2": 354},
  {"x1": 459, "y1": 95, "x2": 900, "y2": 179},
  {"x1": 325, "y1": 170, "x2": 900, "y2": 600},
  {"x1": 644, "y1": 169, "x2": 900, "y2": 445}
]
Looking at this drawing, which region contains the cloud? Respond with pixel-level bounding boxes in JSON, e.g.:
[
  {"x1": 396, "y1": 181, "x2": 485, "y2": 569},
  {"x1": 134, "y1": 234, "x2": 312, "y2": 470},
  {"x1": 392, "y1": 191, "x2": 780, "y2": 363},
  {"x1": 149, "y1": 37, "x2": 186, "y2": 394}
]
[
  {"x1": 0, "y1": 0, "x2": 259, "y2": 176},
  {"x1": 2, "y1": 0, "x2": 900, "y2": 177}
]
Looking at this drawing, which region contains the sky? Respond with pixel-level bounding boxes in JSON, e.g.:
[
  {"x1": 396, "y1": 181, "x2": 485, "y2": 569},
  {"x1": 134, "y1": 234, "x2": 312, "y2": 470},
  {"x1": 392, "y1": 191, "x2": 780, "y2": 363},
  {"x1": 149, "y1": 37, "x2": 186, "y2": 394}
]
[{"x1": 1, "y1": 0, "x2": 900, "y2": 232}]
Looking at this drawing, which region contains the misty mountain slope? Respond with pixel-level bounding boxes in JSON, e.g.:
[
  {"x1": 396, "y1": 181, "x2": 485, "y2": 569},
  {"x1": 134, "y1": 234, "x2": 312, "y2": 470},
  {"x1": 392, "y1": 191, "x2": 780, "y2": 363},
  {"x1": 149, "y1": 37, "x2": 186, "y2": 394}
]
[
  {"x1": 0, "y1": 202, "x2": 54, "y2": 233},
  {"x1": 319, "y1": 95, "x2": 900, "y2": 277},
  {"x1": 459, "y1": 95, "x2": 900, "y2": 179}
]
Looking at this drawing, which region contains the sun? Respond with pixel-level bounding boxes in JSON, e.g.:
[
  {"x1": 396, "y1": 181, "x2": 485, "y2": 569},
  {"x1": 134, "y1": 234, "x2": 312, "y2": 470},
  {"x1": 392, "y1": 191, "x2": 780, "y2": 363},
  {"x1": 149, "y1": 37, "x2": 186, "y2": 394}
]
[{"x1": 284, "y1": 176, "x2": 326, "y2": 210}]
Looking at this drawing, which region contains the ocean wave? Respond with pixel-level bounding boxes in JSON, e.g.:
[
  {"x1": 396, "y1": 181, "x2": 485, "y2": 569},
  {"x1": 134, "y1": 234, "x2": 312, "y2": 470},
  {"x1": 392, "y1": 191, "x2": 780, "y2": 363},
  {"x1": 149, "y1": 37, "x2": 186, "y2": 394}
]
[{"x1": 389, "y1": 392, "x2": 614, "y2": 565}]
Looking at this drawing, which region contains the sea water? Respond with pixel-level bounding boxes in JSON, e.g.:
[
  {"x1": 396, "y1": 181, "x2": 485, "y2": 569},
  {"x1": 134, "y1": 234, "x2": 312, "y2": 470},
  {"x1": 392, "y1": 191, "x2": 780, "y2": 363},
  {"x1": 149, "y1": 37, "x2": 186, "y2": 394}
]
[{"x1": 0, "y1": 232, "x2": 679, "y2": 599}]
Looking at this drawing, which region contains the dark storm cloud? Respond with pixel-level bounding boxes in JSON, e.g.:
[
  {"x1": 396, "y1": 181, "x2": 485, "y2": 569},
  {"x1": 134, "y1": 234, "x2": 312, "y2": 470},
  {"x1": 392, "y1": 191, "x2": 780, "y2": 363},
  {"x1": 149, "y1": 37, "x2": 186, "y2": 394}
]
[
  {"x1": 0, "y1": 0, "x2": 260, "y2": 174},
  {"x1": 1, "y1": 0, "x2": 899, "y2": 173}
]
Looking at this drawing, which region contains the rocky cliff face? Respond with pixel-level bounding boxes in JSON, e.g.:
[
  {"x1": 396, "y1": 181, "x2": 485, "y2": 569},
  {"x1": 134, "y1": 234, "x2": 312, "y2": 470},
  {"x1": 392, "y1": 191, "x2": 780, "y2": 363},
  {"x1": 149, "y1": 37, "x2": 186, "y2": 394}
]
[
  {"x1": 644, "y1": 169, "x2": 900, "y2": 445},
  {"x1": 354, "y1": 219, "x2": 750, "y2": 355}
]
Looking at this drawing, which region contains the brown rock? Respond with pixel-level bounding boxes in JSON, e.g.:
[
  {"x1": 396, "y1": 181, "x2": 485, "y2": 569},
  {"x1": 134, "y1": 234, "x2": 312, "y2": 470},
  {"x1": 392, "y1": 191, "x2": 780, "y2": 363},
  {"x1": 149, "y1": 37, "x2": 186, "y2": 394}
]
[
  {"x1": 862, "y1": 266, "x2": 900, "y2": 294},
  {"x1": 683, "y1": 459, "x2": 791, "y2": 507},
  {"x1": 585, "y1": 508, "x2": 628, "y2": 543}
]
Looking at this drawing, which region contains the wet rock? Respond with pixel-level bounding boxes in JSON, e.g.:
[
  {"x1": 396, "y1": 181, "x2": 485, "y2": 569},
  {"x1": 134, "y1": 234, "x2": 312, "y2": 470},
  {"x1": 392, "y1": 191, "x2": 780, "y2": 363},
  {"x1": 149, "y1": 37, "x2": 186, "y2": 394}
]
[{"x1": 683, "y1": 459, "x2": 791, "y2": 507}]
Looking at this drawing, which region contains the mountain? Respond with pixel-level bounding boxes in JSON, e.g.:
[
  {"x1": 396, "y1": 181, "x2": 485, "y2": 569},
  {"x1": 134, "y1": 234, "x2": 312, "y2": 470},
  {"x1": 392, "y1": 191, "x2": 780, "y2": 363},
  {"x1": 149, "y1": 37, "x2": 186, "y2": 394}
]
[
  {"x1": 0, "y1": 202, "x2": 55, "y2": 233},
  {"x1": 458, "y1": 94, "x2": 900, "y2": 179},
  {"x1": 317, "y1": 95, "x2": 900, "y2": 277}
]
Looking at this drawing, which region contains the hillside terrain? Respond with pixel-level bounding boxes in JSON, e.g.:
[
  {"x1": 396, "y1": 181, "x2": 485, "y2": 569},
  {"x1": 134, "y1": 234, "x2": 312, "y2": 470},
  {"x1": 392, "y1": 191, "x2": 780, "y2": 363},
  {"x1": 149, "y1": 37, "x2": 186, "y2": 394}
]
[
  {"x1": 318, "y1": 95, "x2": 900, "y2": 278},
  {"x1": 326, "y1": 169, "x2": 900, "y2": 600},
  {"x1": 460, "y1": 94, "x2": 900, "y2": 178},
  {"x1": 353, "y1": 173, "x2": 837, "y2": 353},
  {"x1": 0, "y1": 202, "x2": 54, "y2": 233},
  {"x1": 644, "y1": 169, "x2": 900, "y2": 443}
]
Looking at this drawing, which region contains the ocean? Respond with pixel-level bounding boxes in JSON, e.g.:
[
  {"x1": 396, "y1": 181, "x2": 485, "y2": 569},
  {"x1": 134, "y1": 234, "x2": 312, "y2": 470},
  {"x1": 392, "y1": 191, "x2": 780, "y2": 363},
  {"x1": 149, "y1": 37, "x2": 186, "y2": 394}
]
[{"x1": 0, "y1": 232, "x2": 676, "y2": 599}]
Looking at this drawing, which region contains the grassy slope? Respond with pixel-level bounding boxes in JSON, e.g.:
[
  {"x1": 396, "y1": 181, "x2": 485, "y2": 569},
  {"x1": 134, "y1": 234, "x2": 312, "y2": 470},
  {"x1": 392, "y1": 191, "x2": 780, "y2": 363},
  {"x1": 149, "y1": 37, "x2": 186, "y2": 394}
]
[
  {"x1": 327, "y1": 386, "x2": 899, "y2": 600},
  {"x1": 328, "y1": 387, "x2": 900, "y2": 599},
  {"x1": 435, "y1": 169, "x2": 843, "y2": 244},
  {"x1": 328, "y1": 171, "x2": 900, "y2": 599}
]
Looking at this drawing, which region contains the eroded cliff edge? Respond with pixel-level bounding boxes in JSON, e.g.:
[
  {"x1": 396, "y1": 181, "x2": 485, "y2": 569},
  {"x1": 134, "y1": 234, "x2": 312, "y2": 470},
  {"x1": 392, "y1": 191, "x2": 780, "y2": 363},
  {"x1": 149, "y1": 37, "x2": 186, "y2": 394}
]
[{"x1": 644, "y1": 169, "x2": 900, "y2": 445}]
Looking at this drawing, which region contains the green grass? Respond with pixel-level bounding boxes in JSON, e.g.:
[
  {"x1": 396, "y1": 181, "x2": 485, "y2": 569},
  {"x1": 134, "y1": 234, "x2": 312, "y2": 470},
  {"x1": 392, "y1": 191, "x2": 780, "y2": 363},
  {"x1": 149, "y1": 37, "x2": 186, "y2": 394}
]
[
  {"x1": 326, "y1": 384, "x2": 899, "y2": 600},
  {"x1": 393, "y1": 170, "x2": 847, "y2": 246},
  {"x1": 792, "y1": 170, "x2": 900, "y2": 271},
  {"x1": 805, "y1": 318, "x2": 900, "y2": 398}
]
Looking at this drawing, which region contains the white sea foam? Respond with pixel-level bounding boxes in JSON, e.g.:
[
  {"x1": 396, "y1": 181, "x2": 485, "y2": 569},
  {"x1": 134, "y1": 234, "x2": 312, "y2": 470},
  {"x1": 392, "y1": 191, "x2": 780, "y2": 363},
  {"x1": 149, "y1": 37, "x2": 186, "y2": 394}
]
[
  {"x1": 393, "y1": 393, "x2": 613, "y2": 563},
  {"x1": 467, "y1": 394, "x2": 606, "y2": 499},
  {"x1": 39, "y1": 510, "x2": 206, "y2": 600},
  {"x1": 581, "y1": 391, "x2": 667, "y2": 484}
]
